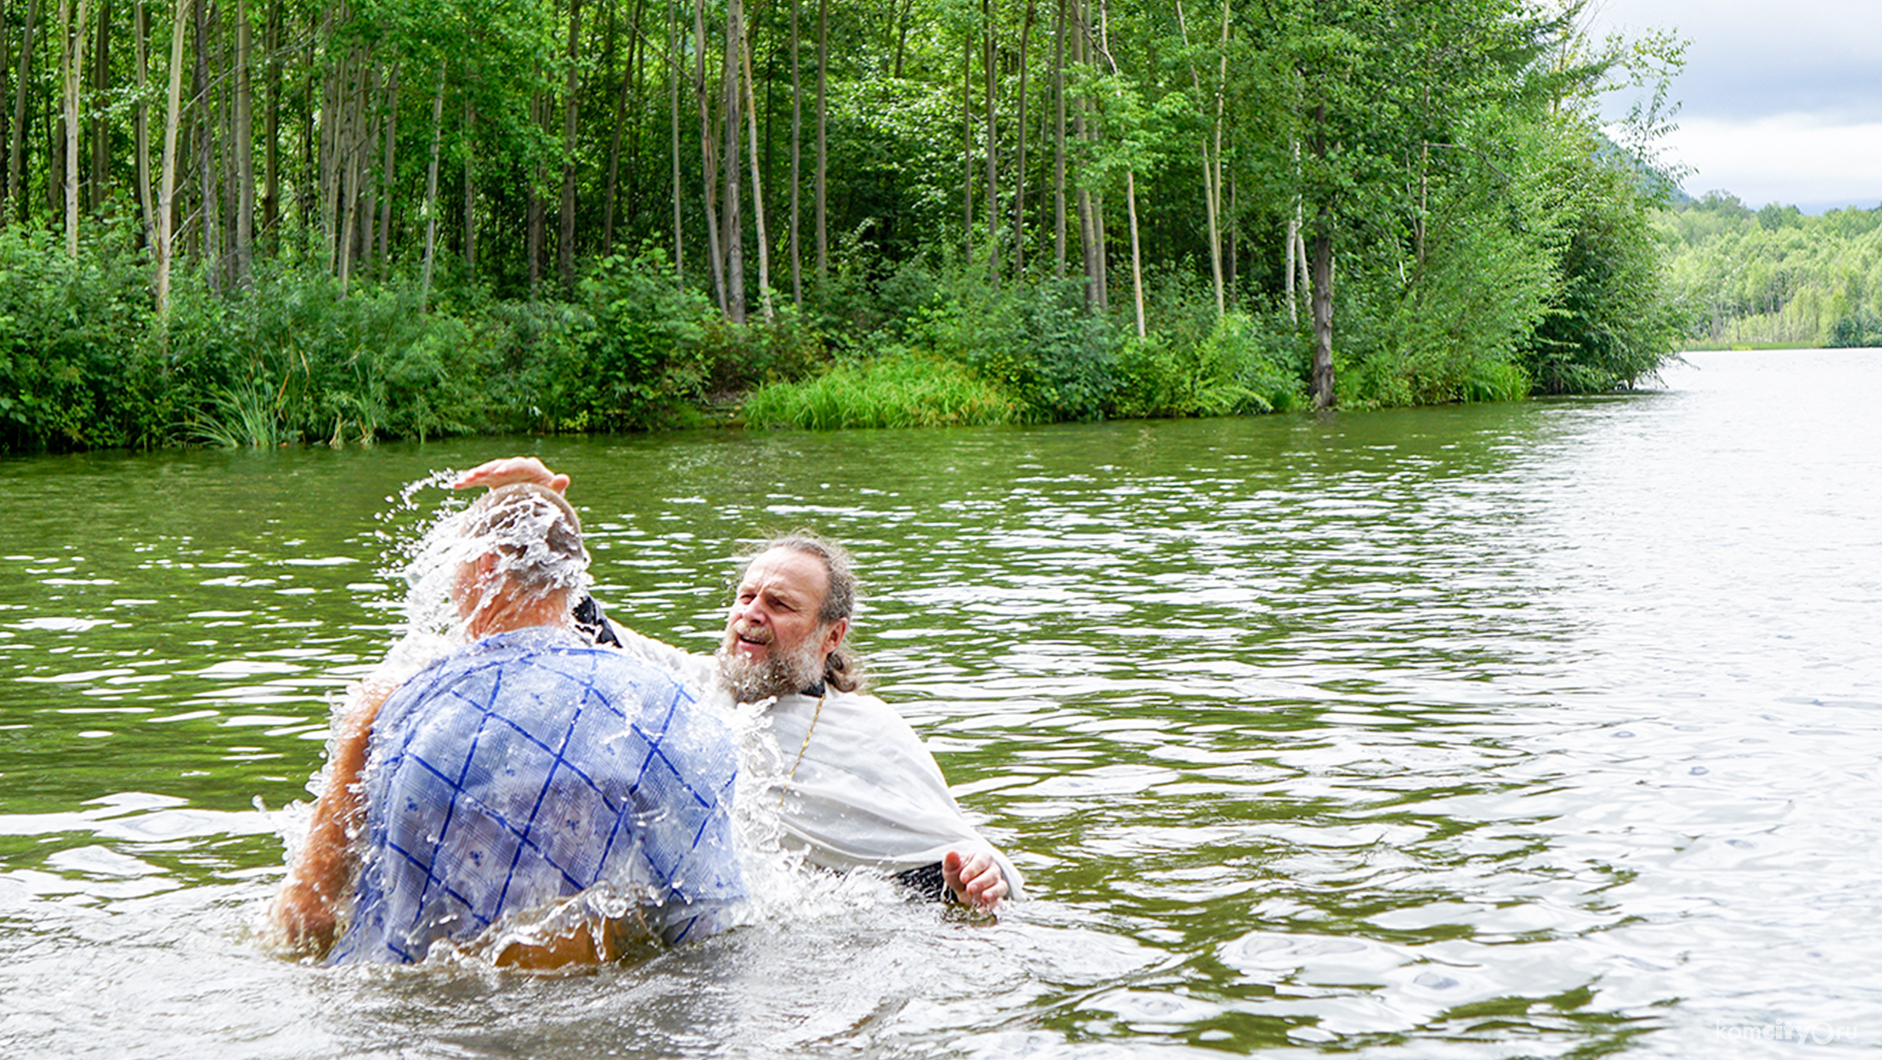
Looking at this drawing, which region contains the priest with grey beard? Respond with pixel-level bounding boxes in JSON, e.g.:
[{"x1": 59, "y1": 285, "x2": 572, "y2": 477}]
[{"x1": 455, "y1": 458, "x2": 1022, "y2": 910}]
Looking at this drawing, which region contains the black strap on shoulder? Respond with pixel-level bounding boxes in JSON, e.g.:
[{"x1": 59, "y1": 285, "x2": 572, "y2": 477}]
[{"x1": 572, "y1": 595, "x2": 622, "y2": 647}]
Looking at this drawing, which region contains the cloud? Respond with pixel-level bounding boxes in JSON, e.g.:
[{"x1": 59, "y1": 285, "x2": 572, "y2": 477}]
[
  {"x1": 1674, "y1": 115, "x2": 1882, "y2": 210},
  {"x1": 1591, "y1": 0, "x2": 1882, "y2": 124},
  {"x1": 1585, "y1": 0, "x2": 1882, "y2": 208}
]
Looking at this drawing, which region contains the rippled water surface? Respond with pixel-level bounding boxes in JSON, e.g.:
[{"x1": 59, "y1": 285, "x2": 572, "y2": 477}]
[{"x1": 3, "y1": 348, "x2": 1880, "y2": 1058}]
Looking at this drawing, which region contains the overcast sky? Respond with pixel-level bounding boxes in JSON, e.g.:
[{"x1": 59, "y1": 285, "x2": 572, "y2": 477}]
[{"x1": 1582, "y1": 0, "x2": 1882, "y2": 212}]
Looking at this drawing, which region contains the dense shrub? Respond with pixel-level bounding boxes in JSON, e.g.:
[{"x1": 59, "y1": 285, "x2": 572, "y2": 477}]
[
  {"x1": 1110, "y1": 312, "x2": 1305, "y2": 417},
  {"x1": 164, "y1": 267, "x2": 485, "y2": 444},
  {"x1": 1828, "y1": 308, "x2": 1882, "y2": 348},
  {"x1": 0, "y1": 229, "x2": 161, "y2": 450},
  {"x1": 912, "y1": 269, "x2": 1119, "y2": 422},
  {"x1": 1521, "y1": 125, "x2": 1687, "y2": 393}
]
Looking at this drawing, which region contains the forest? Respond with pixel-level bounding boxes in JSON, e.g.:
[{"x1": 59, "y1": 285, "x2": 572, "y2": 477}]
[
  {"x1": 0, "y1": 0, "x2": 1689, "y2": 451},
  {"x1": 1660, "y1": 192, "x2": 1882, "y2": 350}
]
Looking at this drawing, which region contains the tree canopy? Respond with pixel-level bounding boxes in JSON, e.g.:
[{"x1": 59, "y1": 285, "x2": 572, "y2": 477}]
[{"x1": 0, "y1": 0, "x2": 1692, "y2": 450}]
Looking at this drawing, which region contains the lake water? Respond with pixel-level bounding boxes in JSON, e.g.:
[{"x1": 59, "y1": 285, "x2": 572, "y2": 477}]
[{"x1": 2, "y1": 348, "x2": 1879, "y2": 1059}]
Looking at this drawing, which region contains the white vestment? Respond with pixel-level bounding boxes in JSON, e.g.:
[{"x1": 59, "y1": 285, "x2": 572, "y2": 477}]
[{"x1": 608, "y1": 627, "x2": 1023, "y2": 898}]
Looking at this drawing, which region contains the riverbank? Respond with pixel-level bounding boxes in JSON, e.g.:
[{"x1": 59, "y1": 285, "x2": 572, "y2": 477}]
[{"x1": 1, "y1": 230, "x2": 1673, "y2": 455}]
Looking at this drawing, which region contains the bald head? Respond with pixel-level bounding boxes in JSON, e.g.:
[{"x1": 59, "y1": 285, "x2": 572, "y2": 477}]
[{"x1": 457, "y1": 483, "x2": 590, "y2": 610}]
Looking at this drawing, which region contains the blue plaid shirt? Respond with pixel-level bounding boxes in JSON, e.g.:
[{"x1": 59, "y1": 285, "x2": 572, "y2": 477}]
[{"x1": 329, "y1": 627, "x2": 744, "y2": 965}]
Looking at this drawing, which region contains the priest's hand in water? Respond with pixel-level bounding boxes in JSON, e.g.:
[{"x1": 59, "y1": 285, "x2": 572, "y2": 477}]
[
  {"x1": 452, "y1": 457, "x2": 568, "y2": 495},
  {"x1": 943, "y1": 849, "x2": 1009, "y2": 912}
]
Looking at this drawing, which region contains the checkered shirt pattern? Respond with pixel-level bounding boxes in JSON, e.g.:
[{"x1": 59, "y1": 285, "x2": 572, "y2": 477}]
[{"x1": 329, "y1": 628, "x2": 744, "y2": 965}]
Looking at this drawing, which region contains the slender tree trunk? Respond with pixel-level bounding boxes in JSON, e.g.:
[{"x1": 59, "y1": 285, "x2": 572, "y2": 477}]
[
  {"x1": 1013, "y1": 0, "x2": 1035, "y2": 278},
  {"x1": 462, "y1": 98, "x2": 476, "y2": 275},
  {"x1": 720, "y1": 0, "x2": 745, "y2": 323},
  {"x1": 375, "y1": 62, "x2": 397, "y2": 272},
  {"x1": 419, "y1": 64, "x2": 443, "y2": 311},
  {"x1": 318, "y1": 12, "x2": 338, "y2": 258},
  {"x1": 624, "y1": 0, "x2": 644, "y2": 232},
  {"x1": 134, "y1": 0, "x2": 152, "y2": 245},
  {"x1": 526, "y1": 86, "x2": 543, "y2": 293},
  {"x1": 742, "y1": 33, "x2": 771, "y2": 322},
  {"x1": 602, "y1": 0, "x2": 632, "y2": 253},
  {"x1": 1071, "y1": 0, "x2": 1098, "y2": 307},
  {"x1": 299, "y1": 11, "x2": 316, "y2": 257},
  {"x1": 668, "y1": 0, "x2": 682, "y2": 274},
  {"x1": 194, "y1": 0, "x2": 217, "y2": 285},
  {"x1": 1096, "y1": 0, "x2": 1140, "y2": 330},
  {"x1": 0, "y1": 8, "x2": 12, "y2": 218},
  {"x1": 695, "y1": 0, "x2": 725, "y2": 310},
  {"x1": 1211, "y1": 0, "x2": 1229, "y2": 302},
  {"x1": 982, "y1": 0, "x2": 996, "y2": 276},
  {"x1": 788, "y1": 0, "x2": 799, "y2": 302},
  {"x1": 1310, "y1": 218, "x2": 1333, "y2": 408},
  {"x1": 88, "y1": 0, "x2": 108, "y2": 209},
  {"x1": 891, "y1": 0, "x2": 912, "y2": 77},
  {"x1": 558, "y1": 0, "x2": 581, "y2": 291},
  {"x1": 1307, "y1": 95, "x2": 1333, "y2": 407},
  {"x1": 7, "y1": 0, "x2": 36, "y2": 226},
  {"x1": 338, "y1": 56, "x2": 365, "y2": 295},
  {"x1": 1175, "y1": 0, "x2": 1223, "y2": 314},
  {"x1": 233, "y1": 0, "x2": 254, "y2": 283},
  {"x1": 1052, "y1": 0, "x2": 1064, "y2": 278},
  {"x1": 1285, "y1": 209, "x2": 1298, "y2": 323},
  {"x1": 59, "y1": 0, "x2": 89, "y2": 256},
  {"x1": 262, "y1": 0, "x2": 279, "y2": 240},
  {"x1": 357, "y1": 64, "x2": 380, "y2": 275},
  {"x1": 1124, "y1": 171, "x2": 1143, "y2": 336},
  {"x1": 813, "y1": 0, "x2": 825, "y2": 282},
  {"x1": 154, "y1": 0, "x2": 186, "y2": 314},
  {"x1": 961, "y1": 32, "x2": 971, "y2": 257}
]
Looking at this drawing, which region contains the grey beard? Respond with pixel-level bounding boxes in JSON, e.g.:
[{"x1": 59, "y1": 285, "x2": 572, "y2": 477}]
[{"x1": 715, "y1": 635, "x2": 825, "y2": 704}]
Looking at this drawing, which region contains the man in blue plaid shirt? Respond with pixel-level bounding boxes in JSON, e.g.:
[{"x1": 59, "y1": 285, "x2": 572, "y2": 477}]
[{"x1": 274, "y1": 484, "x2": 745, "y2": 967}]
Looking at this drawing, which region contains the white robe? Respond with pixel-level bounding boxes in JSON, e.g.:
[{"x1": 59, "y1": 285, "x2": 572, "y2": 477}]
[{"x1": 607, "y1": 627, "x2": 1024, "y2": 898}]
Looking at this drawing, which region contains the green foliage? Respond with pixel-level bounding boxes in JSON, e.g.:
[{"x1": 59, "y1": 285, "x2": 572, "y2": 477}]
[
  {"x1": 1351, "y1": 113, "x2": 1554, "y2": 405},
  {"x1": 700, "y1": 303, "x2": 829, "y2": 396},
  {"x1": 1661, "y1": 195, "x2": 1882, "y2": 349},
  {"x1": 1828, "y1": 308, "x2": 1882, "y2": 348},
  {"x1": 741, "y1": 353, "x2": 1024, "y2": 430},
  {"x1": 912, "y1": 267, "x2": 1119, "y2": 423},
  {"x1": 1110, "y1": 313, "x2": 1305, "y2": 417},
  {"x1": 164, "y1": 266, "x2": 484, "y2": 445},
  {"x1": 2, "y1": 0, "x2": 1707, "y2": 447},
  {"x1": 555, "y1": 247, "x2": 715, "y2": 431},
  {"x1": 1515, "y1": 119, "x2": 1685, "y2": 394},
  {"x1": 0, "y1": 229, "x2": 164, "y2": 451}
]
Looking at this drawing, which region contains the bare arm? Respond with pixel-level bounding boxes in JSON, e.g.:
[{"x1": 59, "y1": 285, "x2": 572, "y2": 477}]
[
  {"x1": 273, "y1": 681, "x2": 393, "y2": 956},
  {"x1": 452, "y1": 456, "x2": 568, "y2": 494}
]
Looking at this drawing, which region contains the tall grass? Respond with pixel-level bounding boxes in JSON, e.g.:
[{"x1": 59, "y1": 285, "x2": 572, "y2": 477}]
[
  {"x1": 741, "y1": 355, "x2": 1024, "y2": 429},
  {"x1": 183, "y1": 381, "x2": 283, "y2": 448}
]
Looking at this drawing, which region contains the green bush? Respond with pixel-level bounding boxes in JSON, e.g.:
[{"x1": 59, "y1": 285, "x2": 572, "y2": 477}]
[
  {"x1": 701, "y1": 302, "x2": 829, "y2": 396},
  {"x1": 912, "y1": 268, "x2": 1119, "y2": 422},
  {"x1": 1109, "y1": 312, "x2": 1304, "y2": 417},
  {"x1": 1828, "y1": 308, "x2": 1882, "y2": 348},
  {"x1": 0, "y1": 229, "x2": 161, "y2": 451},
  {"x1": 560, "y1": 247, "x2": 716, "y2": 431},
  {"x1": 1521, "y1": 123, "x2": 1686, "y2": 393},
  {"x1": 164, "y1": 266, "x2": 484, "y2": 445}
]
